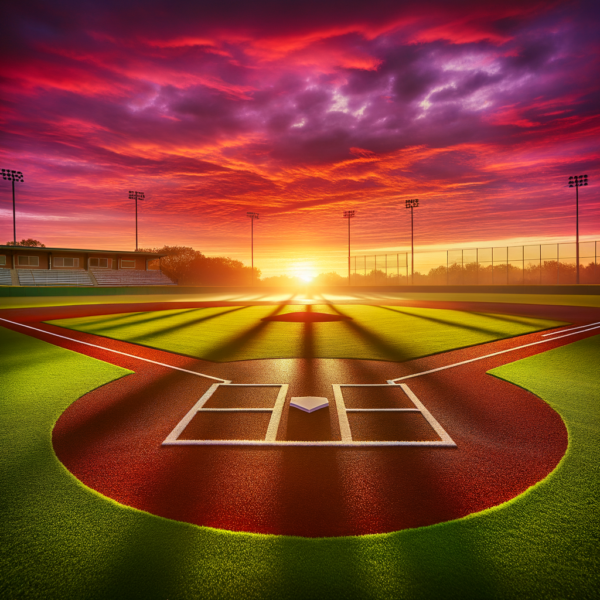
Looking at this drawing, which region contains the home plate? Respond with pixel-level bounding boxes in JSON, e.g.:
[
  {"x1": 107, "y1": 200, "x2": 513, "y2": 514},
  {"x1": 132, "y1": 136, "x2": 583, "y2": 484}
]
[{"x1": 290, "y1": 396, "x2": 329, "y2": 413}]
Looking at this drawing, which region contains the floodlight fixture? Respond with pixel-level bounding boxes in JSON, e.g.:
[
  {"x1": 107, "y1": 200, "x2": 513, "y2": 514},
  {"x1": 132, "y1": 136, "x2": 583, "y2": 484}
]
[
  {"x1": 568, "y1": 175, "x2": 589, "y2": 284},
  {"x1": 568, "y1": 175, "x2": 588, "y2": 188},
  {"x1": 247, "y1": 212, "x2": 260, "y2": 287},
  {"x1": 129, "y1": 190, "x2": 145, "y2": 251},
  {"x1": 2, "y1": 169, "x2": 24, "y2": 183},
  {"x1": 343, "y1": 210, "x2": 356, "y2": 285},
  {"x1": 405, "y1": 199, "x2": 419, "y2": 284},
  {"x1": 2, "y1": 168, "x2": 24, "y2": 245}
]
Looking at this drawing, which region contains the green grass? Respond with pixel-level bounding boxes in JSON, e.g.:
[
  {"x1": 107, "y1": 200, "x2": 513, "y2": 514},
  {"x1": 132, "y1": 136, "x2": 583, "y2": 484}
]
[
  {"x1": 48, "y1": 304, "x2": 564, "y2": 362},
  {"x1": 387, "y1": 291, "x2": 600, "y2": 308},
  {"x1": 1, "y1": 324, "x2": 598, "y2": 599}
]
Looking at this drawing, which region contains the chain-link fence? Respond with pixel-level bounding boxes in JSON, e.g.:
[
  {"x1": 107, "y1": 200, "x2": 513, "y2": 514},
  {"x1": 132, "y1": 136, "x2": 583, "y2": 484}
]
[{"x1": 351, "y1": 241, "x2": 600, "y2": 285}]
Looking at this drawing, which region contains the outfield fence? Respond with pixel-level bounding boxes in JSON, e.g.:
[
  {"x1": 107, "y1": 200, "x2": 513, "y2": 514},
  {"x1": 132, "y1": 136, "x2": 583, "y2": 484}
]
[{"x1": 351, "y1": 240, "x2": 600, "y2": 285}]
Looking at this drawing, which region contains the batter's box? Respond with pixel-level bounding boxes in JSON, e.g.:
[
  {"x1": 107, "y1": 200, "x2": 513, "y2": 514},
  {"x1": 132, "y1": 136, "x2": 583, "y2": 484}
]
[
  {"x1": 163, "y1": 383, "x2": 288, "y2": 446},
  {"x1": 178, "y1": 412, "x2": 272, "y2": 441},
  {"x1": 203, "y1": 385, "x2": 281, "y2": 409},
  {"x1": 348, "y1": 412, "x2": 442, "y2": 442},
  {"x1": 332, "y1": 384, "x2": 456, "y2": 447}
]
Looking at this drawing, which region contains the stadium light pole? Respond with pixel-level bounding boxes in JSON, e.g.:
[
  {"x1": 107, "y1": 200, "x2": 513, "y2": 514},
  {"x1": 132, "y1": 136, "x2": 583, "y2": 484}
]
[
  {"x1": 2, "y1": 169, "x2": 24, "y2": 245},
  {"x1": 568, "y1": 175, "x2": 588, "y2": 284},
  {"x1": 129, "y1": 191, "x2": 145, "y2": 251},
  {"x1": 405, "y1": 199, "x2": 419, "y2": 285},
  {"x1": 247, "y1": 212, "x2": 259, "y2": 287},
  {"x1": 343, "y1": 210, "x2": 355, "y2": 285}
]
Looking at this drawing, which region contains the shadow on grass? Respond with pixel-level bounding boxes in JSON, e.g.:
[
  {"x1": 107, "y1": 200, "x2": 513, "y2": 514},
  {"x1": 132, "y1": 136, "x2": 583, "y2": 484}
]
[
  {"x1": 204, "y1": 299, "x2": 295, "y2": 362},
  {"x1": 79, "y1": 307, "x2": 253, "y2": 350},
  {"x1": 127, "y1": 306, "x2": 251, "y2": 339},
  {"x1": 316, "y1": 298, "x2": 414, "y2": 362},
  {"x1": 61, "y1": 307, "x2": 203, "y2": 332},
  {"x1": 467, "y1": 311, "x2": 564, "y2": 328},
  {"x1": 376, "y1": 305, "x2": 525, "y2": 338}
]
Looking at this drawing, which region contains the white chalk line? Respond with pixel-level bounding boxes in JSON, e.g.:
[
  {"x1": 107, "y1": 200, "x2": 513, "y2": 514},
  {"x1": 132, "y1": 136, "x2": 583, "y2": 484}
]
[
  {"x1": 0, "y1": 317, "x2": 228, "y2": 383},
  {"x1": 162, "y1": 440, "x2": 457, "y2": 447},
  {"x1": 390, "y1": 323, "x2": 600, "y2": 382},
  {"x1": 542, "y1": 321, "x2": 600, "y2": 336}
]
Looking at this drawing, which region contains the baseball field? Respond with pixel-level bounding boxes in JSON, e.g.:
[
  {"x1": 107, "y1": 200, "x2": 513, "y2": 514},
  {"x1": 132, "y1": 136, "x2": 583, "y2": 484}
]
[{"x1": 1, "y1": 289, "x2": 599, "y2": 599}]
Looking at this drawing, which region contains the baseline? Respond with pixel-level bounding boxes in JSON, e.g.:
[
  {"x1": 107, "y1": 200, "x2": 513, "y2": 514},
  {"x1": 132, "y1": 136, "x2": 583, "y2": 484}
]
[
  {"x1": 390, "y1": 322, "x2": 600, "y2": 382},
  {"x1": 542, "y1": 321, "x2": 600, "y2": 336},
  {"x1": 0, "y1": 317, "x2": 228, "y2": 383}
]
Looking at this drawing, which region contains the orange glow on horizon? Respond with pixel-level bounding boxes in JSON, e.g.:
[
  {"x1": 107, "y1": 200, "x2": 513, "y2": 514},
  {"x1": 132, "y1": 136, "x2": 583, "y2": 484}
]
[{"x1": 1, "y1": 1, "x2": 597, "y2": 278}]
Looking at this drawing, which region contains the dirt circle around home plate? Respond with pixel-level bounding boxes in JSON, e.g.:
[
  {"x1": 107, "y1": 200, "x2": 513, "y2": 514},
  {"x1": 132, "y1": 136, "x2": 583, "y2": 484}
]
[{"x1": 47, "y1": 322, "x2": 568, "y2": 537}]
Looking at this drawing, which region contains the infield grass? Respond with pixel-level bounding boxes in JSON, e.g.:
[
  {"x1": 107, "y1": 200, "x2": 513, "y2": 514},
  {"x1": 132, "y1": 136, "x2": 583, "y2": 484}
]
[
  {"x1": 1, "y1": 324, "x2": 598, "y2": 599},
  {"x1": 47, "y1": 304, "x2": 564, "y2": 362}
]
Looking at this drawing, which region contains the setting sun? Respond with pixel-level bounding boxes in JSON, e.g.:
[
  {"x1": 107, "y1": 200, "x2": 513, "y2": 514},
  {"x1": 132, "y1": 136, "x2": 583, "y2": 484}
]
[{"x1": 288, "y1": 261, "x2": 317, "y2": 283}]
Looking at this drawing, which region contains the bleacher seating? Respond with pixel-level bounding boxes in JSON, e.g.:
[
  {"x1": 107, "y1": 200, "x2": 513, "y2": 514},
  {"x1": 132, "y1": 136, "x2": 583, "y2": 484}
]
[
  {"x1": 17, "y1": 269, "x2": 95, "y2": 286},
  {"x1": 8, "y1": 268, "x2": 175, "y2": 287},
  {"x1": 0, "y1": 270, "x2": 13, "y2": 285},
  {"x1": 91, "y1": 269, "x2": 176, "y2": 286}
]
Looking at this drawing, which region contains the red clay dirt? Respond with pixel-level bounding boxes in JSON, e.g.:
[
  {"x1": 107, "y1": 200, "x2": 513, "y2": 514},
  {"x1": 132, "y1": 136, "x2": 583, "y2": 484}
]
[{"x1": 2, "y1": 300, "x2": 599, "y2": 537}]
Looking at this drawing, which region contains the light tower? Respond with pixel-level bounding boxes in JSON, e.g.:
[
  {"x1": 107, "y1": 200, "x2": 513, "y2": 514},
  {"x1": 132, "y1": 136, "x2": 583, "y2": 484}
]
[
  {"x1": 129, "y1": 190, "x2": 145, "y2": 251},
  {"x1": 343, "y1": 210, "x2": 355, "y2": 285},
  {"x1": 247, "y1": 212, "x2": 259, "y2": 287},
  {"x1": 405, "y1": 199, "x2": 419, "y2": 285},
  {"x1": 568, "y1": 175, "x2": 588, "y2": 284},
  {"x1": 2, "y1": 169, "x2": 24, "y2": 245}
]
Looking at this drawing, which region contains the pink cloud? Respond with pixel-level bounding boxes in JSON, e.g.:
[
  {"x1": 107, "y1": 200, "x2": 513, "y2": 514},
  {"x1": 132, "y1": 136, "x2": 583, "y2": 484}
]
[{"x1": 1, "y1": 0, "x2": 598, "y2": 275}]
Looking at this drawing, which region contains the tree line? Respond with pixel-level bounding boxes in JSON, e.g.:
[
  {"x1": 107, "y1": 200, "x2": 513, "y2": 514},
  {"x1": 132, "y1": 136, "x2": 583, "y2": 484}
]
[{"x1": 142, "y1": 246, "x2": 260, "y2": 286}]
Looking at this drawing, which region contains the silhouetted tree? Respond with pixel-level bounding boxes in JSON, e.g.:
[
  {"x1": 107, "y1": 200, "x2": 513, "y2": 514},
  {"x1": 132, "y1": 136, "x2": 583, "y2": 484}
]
[
  {"x1": 140, "y1": 246, "x2": 259, "y2": 285},
  {"x1": 313, "y1": 272, "x2": 346, "y2": 286},
  {"x1": 5, "y1": 239, "x2": 45, "y2": 247}
]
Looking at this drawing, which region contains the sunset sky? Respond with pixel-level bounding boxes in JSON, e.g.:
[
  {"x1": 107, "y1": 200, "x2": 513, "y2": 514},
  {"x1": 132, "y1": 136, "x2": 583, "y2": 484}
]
[{"x1": 1, "y1": 0, "x2": 599, "y2": 277}]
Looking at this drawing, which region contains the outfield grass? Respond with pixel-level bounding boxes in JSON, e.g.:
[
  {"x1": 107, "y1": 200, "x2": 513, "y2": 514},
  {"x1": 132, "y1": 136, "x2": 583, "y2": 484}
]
[
  {"x1": 368, "y1": 291, "x2": 600, "y2": 308},
  {"x1": 48, "y1": 304, "x2": 564, "y2": 362},
  {"x1": 0, "y1": 324, "x2": 598, "y2": 599}
]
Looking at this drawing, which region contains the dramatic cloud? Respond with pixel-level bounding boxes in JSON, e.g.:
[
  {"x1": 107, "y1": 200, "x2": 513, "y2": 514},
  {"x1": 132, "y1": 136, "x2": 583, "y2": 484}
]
[{"x1": 1, "y1": 0, "x2": 598, "y2": 275}]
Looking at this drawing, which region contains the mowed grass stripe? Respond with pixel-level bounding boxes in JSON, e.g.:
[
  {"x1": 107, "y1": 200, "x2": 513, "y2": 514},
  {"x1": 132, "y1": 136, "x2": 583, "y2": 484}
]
[
  {"x1": 47, "y1": 304, "x2": 564, "y2": 362},
  {"x1": 1, "y1": 326, "x2": 598, "y2": 599}
]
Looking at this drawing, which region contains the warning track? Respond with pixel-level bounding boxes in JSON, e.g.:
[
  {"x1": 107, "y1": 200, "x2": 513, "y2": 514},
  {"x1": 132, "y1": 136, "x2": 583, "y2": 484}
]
[{"x1": 2, "y1": 300, "x2": 599, "y2": 537}]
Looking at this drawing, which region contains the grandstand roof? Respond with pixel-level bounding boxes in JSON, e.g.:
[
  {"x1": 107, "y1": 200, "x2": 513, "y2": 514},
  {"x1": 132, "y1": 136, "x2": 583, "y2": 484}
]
[{"x1": 0, "y1": 245, "x2": 167, "y2": 257}]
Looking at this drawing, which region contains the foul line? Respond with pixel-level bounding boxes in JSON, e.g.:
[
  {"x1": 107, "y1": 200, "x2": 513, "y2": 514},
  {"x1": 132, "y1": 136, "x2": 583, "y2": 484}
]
[
  {"x1": 542, "y1": 321, "x2": 600, "y2": 336},
  {"x1": 0, "y1": 317, "x2": 228, "y2": 383},
  {"x1": 390, "y1": 323, "x2": 600, "y2": 382}
]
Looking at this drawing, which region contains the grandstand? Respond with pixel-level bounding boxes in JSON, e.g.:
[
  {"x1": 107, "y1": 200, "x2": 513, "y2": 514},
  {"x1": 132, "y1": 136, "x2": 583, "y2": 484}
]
[
  {"x1": 0, "y1": 245, "x2": 175, "y2": 287},
  {"x1": 0, "y1": 269, "x2": 13, "y2": 286},
  {"x1": 17, "y1": 269, "x2": 94, "y2": 286}
]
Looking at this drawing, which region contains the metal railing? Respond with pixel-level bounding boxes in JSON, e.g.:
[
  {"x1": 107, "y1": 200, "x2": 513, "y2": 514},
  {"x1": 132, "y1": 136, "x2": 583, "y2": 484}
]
[{"x1": 351, "y1": 240, "x2": 600, "y2": 285}]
